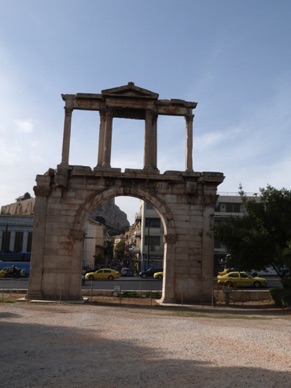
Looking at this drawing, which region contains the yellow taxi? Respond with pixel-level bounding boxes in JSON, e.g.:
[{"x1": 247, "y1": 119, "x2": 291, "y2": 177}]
[
  {"x1": 217, "y1": 271, "x2": 267, "y2": 288},
  {"x1": 85, "y1": 268, "x2": 120, "y2": 281},
  {"x1": 153, "y1": 272, "x2": 163, "y2": 280}
]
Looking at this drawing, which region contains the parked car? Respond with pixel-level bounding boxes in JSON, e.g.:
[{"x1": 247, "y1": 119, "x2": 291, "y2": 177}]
[
  {"x1": 217, "y1": 271, "x2": 267, "y2": 288},
  {"x1": 120, "y1": 267, "x2": 134, "y2": 277},
  {"x1": 153, "y1": 272, "x2": 163, "y2": 280},
  {"x1": 139, "y1": 268, "x2": 163, "y2": 278},
  {"x1": 85, "y1": 268, "x2": 120, "y2": 281}
]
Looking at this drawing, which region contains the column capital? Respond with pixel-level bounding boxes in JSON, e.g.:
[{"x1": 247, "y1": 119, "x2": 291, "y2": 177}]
[
  {"x1": 185, "y1": 113, "x2": 194, "y2": 122},
  {"x1": 99, "y1": 109, "x2": 106, "y2": 119},
  {"x1": 64, "y1": 107, "x2": 73, "y2": 116},
  {"x1": 105, "y1": 109, "x2": 113, "y2": 118}
]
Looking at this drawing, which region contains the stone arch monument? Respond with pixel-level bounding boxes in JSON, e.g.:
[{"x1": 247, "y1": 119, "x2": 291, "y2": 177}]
[{"x1": 27, "y1": 82, "x2": 224, "y2": 303}]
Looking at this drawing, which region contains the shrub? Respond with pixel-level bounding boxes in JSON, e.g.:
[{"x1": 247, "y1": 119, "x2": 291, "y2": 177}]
[
  {"x1": 122, "y1": 291, "x2": 138, "y2": 298},
  {"x1": 145, "y1": 291, "x2": 161, "y2": 299},
  {"x1": 281, "y1": 278, "x2": 291, "y2": 289},
  {"x1": 269, "y1": 288, "x2": 291, "y2": 307}
]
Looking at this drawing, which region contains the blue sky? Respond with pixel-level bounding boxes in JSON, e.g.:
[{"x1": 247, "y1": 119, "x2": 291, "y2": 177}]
[{"x1": 1, "y1": 0, "x2": 291, "y2": 223}]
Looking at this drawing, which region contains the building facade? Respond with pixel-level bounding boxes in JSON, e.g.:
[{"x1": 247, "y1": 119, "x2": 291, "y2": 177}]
[
  {"x1": 125, "y1": 194, "x2": 256, "y2": 275},
  {"x1": 213, "y1": 193, "x2": 258, "y2": 273},
  {"x1": 0, "y1": 197, "x2": 34, "y2": 254},
  {"x1": 83, "y1": 219, "x2": 109, "y2": 269},
  {"x1": 139, "y1": 201, "x2": 164, "y2": 271},
  {"x1": 0, "y1": 214, "x2": 33, "y2": 254}
]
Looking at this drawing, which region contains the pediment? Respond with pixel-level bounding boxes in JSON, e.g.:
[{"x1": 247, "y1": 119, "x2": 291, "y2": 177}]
[{"x1": 101, "y1": 82, "x2": 159, "y2": 99}]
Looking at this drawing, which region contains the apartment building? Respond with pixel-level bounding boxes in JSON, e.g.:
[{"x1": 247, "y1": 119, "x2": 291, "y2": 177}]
[{"x1": 125, "y1": 200, "x2": 164, "y2": 272}]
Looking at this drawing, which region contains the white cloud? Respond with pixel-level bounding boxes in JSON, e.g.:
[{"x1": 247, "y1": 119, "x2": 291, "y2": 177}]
[
  {"x1": 196, "y1": 127, "x2": 242, "y2": 151},
  {"x1": 13, "y1": 119, "x2": 34, "y2": 133}
]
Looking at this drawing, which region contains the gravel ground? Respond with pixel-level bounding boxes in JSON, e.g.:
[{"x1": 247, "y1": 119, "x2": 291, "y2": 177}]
[{"x1": 1, "y1": 300, "x2": 291, "y2": 388}]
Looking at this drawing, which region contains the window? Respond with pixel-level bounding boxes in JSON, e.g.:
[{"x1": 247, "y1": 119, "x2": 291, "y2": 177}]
[
  {"x1": 145, "y1": 236, "x2": 160, "y2": 246},
  {"x1": 216, "y1": 202, "x2": 241, "y2": 213},
  {"x1": 230, "y1": 272, "x2": 239, "y2": 278},
  {"x1": 145, "y1": 218, "x2": 161, "y2": 228},
  {"x1": 225, "y1": 203, "x2": 241, "y2": 213},
  {"x1": 14, "y1": 232, "x2": 23, "y2": 252},
  {"x1": 214, "y1": 239, "x2": 224, "y2": 249},
  {"x1": 26, "y1": 232, "x2": 32, "y2": 252},
  {"x1": 1, "y1": 231, "x2": 10, "y2": 252}
]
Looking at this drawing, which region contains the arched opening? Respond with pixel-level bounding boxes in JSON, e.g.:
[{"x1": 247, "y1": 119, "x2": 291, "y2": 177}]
[
  {"x1": 71, "y1": 190, "x2": 174, "y2": 301},
  {"x1": 81, "y1": 196, "x2": 166, "y2": 273}
]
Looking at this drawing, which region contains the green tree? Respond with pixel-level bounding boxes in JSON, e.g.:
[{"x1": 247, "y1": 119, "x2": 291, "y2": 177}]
[
  {"x1": 114, "y1": 240, "x2": 125, "y2": 259},
  {"x1": 213, "y1": 185, "x2": 291, "y2": 278}
]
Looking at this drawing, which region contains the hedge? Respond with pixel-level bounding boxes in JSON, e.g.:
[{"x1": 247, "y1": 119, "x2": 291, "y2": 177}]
[{"x1": 269, "y1": 288, "x2": 291, "y2": 307}]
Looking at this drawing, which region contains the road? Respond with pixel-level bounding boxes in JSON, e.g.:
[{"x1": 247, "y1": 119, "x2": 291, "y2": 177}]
[
  {"x1": 0, "y1": 277, "x2": 162, "y2": 291},
  {"x1": 0, "y1": 276, "x2": 282, "y2": 291}
]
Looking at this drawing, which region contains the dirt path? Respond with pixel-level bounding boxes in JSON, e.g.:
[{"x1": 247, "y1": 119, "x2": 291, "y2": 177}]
[{"x1": 1, "y1": 299, "x2": 291, "y2": 387}]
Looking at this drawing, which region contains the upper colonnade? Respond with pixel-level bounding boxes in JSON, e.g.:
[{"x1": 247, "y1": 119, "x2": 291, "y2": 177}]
[{"x1": 60, "y1": 82, "x2": 197, "y2": 172}]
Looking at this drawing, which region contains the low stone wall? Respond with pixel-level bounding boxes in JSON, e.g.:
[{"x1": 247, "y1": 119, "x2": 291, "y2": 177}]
[
  {"x1": 214, "y1": 289, "x2": 272, "y2": 304},
  {"x1": 82, "y1": 289, "x2": 272, "y2": 304}
]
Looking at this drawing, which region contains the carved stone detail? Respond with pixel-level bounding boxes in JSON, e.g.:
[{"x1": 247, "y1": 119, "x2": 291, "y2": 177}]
[
  {"x1": 203, "y1": 193, "x2": 219, "y2": 206},
  {"x1": 33, "y1": 185, "x2": 51, "y2": 197},
  {"x1": 55, "y1": 168, "x2": 69, "y2": 188},
  {"x1": 70, "y1": 230, "x2": 85, "y2": 241},
  {"x1": 164, "y1": 234, "x2": 177, "y2": 244}
]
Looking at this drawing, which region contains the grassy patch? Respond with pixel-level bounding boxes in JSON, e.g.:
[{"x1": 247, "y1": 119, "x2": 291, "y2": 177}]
[{"x1": 0, "y1": 298, "x2": 15, "y2": 303}]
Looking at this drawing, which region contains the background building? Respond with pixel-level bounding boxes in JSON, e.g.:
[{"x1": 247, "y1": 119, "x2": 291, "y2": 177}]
[
  {"x1": 1, "y1": 193, "x2": 257, "y2": 274},
  {"x1": 83, "y1": 219, "x2": 109, "y2": 269},
  {"x1": 0, "y1": 195, "x2": 34, "y2": 254},
  {"x1": 213, "y1": 193, "x2": 258, "y2": 274}
]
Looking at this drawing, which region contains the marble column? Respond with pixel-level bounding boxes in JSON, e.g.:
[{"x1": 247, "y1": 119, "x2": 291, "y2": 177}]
[
  {"x1": 102, "y1": 110, "x2": 113, "y2": 167},
  {"x1": 144, "y1": 110, "x2": 156, "y2": 170},
  {"x1": 152, "y1": 113, "x2": 158, "y2": 169},
  {"x1": 22, "y1": 231, "x2": 29, "y2": 252},
  {"x1": 60, "y1": 107, "x2": 73, "y2": 167},
  {"x1": 185, "y1": 114, "x2": 194, "y2": 172},
  {"x1": 9, "y1": 231, "x2": 15, "y2": 252},
  {"x1": 97, "y1": 110, "x2": 106, "y2": 167}
]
